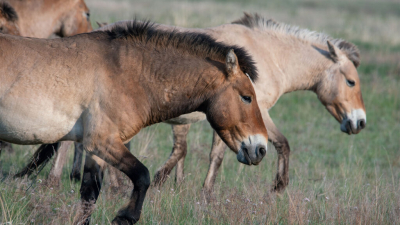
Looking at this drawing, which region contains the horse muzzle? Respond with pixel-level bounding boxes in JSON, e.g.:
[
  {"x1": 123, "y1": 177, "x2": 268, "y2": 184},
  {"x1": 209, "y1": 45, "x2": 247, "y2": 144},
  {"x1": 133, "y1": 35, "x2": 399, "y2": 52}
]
[
  {"x1": 236, "y1": 134, "x2": 268, "y2": 165},
  {"x1": 340, "y1": 109, "x2": 366, "y2": 135}
]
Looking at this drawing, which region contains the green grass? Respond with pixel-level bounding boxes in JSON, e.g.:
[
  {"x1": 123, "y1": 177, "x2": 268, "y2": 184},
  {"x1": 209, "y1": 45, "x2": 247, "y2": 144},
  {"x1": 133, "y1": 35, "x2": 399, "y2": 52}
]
[{"x1": 1, "y1": 0, "x2": 400, "y2": 224}]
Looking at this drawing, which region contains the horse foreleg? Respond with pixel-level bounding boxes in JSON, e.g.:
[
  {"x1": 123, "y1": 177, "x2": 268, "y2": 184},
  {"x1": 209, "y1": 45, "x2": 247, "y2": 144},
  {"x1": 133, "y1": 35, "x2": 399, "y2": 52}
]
[
  {"x1": 73, "y1": 154, "x2": 106, "y2": 225},
  {"x1": 75, "y1": 137, "x2": 149, "y2": 224},
  {"x1": 47, "y1": 141, "x2": 73, "y2": 187},
  {"x1": 202, "y1": 130, "x2": 226, "y2": 198},
  {"x1": 153, "y1": 124, "x2": 190, "y2": 187},
  {"x1": 272, "y1": 139, "x2": 290, "y2": 192},
  {"x1": 261, "y1": 110, "x2": 290, "y2": 193},
  {"x1": 70, "y1": 142, "x2": 84, "y2": 182},
  {"x1": 108, "y1": 142, "x2": 131, "y2": 192}
]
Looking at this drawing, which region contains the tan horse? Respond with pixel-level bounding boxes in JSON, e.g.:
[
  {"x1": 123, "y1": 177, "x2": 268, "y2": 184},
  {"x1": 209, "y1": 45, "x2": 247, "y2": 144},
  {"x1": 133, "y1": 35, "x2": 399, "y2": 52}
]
[
  {"x1": 18, "y1": 13, "x2": 367, "y2": 194},
  {"x1": 0, "y1": 0, "x2": 92, "y2": 156},
  {"x1": 5, "y1": 0, "x2": 92, "y2": 38},
  {"x1": 155, "y1": 14, "x2": 366, "y2": 194},
  {"x1": 0, "y1": 2, "x2": 19, "y2": 35},
  {"x1": 0, "y1": 21, "x2": 268, "y2": 224}
]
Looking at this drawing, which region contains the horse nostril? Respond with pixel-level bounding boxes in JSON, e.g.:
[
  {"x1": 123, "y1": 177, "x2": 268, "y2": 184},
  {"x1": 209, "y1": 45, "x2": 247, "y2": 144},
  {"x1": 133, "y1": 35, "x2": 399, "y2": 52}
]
[
  {"x1": 258, "y1": 147, "x2": 266, "y2": 158},
  {"x1": 243, "y1": 147, "x2": 249, "y2": 155},
  {"x1": 358, "y1": 119, "x2": 366, "y2": 129}
]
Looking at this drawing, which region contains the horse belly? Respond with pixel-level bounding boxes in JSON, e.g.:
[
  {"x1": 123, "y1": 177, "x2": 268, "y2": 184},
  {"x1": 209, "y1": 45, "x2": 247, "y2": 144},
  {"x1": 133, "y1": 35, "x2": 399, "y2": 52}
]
[{"x1": 0, "y1": 100, "x2": 82, "y2": 144}]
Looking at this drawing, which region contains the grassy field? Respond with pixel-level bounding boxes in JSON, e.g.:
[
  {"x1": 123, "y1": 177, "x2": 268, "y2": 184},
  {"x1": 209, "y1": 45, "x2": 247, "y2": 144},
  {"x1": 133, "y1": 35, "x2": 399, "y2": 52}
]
[{"x1": 1, "y1": 0, "x2": 400, "y2": 224}]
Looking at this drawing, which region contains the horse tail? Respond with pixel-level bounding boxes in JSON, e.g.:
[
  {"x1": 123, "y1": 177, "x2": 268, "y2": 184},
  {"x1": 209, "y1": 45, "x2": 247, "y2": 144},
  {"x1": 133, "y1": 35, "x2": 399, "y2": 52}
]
[{"x1": 14, "y1": 143, "x2": 60, "y2": 178}]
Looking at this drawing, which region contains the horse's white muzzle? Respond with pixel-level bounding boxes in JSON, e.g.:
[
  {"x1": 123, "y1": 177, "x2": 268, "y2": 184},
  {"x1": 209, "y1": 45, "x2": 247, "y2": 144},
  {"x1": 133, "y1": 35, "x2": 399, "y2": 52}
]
[
  {"x1": 340, "y1": 109, "x2": 366, "y2": 134},
  {"x1": 237, "y1": 134, "x2": 268, "y2": 165}
]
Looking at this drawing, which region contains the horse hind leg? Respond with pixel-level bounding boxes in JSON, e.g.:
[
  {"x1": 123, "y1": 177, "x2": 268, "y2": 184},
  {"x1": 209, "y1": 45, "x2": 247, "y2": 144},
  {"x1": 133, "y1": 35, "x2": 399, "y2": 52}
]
[
  {"x1": 46, "y1": 141, "x2": 73, "y2": 187},
  {"x1": 73, "y1": 154, "x2": 106, "y2": 225},
  {"x1": 14, "y1": 143, "x2": 60, "y2": 178},
  {"x1": 70, "y1": 142, "x2": 84, "y2": 182},
  {"x1": 153, "y1": 124, "x2": 190, "y2": 187}
]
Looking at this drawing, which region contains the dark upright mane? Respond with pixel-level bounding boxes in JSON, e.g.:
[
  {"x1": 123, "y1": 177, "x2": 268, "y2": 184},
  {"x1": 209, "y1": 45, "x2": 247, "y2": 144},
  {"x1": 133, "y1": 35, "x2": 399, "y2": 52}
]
[
  {"x1": 105, "y1": 20, "x2": 258, "y2": 82},
  {"x1": 233, "y1": 13, "x2": 360, "y2": 67},
  {"x1": 0, "y1": 2, "x2": 18, "y2": 22}
]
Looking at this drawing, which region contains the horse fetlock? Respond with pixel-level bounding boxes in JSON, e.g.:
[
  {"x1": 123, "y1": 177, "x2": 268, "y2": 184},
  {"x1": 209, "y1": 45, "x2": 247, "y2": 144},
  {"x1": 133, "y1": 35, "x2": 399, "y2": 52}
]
[
  {"x1": 113, "y1": 207, "x2": 140, "y2": 225},
  {"x1": 201, "y1": 188, "x2": 216, "y2": 203},
  {"x1": 112, "y1": 215, "x2": 138, "y2": 225},
  {"x1": 272, "y1": 173, "x2": 289, "y2": 193}
]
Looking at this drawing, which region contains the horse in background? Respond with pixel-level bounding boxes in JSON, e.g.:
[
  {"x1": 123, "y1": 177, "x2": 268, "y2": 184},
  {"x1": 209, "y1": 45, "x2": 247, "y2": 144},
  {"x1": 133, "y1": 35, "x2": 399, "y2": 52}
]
[{"x1": 4, "y1": 0, "x2": 92, "y2": 38}]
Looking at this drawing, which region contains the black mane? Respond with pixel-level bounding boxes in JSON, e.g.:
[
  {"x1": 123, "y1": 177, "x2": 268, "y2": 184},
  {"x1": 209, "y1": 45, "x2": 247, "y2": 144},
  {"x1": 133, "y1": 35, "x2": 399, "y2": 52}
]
[
  {"x1": 0, "y1": 2, "x2": 18, "y2": 22},
  {"x1": 105, "y1": 20, "x2": 258, "y2": 82}
]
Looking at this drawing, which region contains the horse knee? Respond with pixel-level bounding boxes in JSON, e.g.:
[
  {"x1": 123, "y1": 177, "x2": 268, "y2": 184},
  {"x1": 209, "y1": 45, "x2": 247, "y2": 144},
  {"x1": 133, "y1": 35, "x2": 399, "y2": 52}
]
[
  {"x1": 210, "y1": 147, "x2": 225, "y2": 163},
  {"x1": 134, "y1": 167, "x2": 150, "y2": 190},
  {"x1": 274, "y1": 138, "x2": 290, "y2": 155}
]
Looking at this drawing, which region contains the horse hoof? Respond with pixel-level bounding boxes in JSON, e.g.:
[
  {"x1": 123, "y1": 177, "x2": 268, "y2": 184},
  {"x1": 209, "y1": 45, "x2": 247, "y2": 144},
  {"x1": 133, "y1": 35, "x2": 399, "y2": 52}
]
[{"x1": 112, "y1": 215, "x2": 138, "y2": 225}]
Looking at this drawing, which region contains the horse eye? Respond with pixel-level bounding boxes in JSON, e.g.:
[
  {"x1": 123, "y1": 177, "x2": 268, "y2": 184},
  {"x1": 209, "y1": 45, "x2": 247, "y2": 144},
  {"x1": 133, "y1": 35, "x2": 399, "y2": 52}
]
[
  {"x1": 241, "y1": 96, "x2": 252, "y2": 104},
  {"x1": 346, "y1": 79, "x2": 355, "y2": 87},
  {"x1": 86, "y1": 12, "x2": 90, "y2": 18}
]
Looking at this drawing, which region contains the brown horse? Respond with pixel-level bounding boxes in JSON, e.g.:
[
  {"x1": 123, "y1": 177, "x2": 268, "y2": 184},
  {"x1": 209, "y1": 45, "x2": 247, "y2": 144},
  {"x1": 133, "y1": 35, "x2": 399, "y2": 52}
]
[
  {"x1": 5, "y1": 0, "x2": 92, "y2": 38},
  {"x1": 0, "y1": 21, "x2": 268, "y2": 224},
  {"x1": 17, "y1": 13, "x2": 367, "y2": 195},
  {"x1": 0, "y1": 2, "x2": 19, "y2": 35}
]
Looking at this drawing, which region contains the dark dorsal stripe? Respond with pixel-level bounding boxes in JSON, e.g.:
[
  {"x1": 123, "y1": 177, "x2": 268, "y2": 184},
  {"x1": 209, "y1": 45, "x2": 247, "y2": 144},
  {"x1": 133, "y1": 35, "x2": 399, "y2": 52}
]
[
  {"x1": 0, "y1": 2, "x2": 18, "y2": 22},
  {"x1": 105, "y1": 20, "x2": 258, "y2": 82}
]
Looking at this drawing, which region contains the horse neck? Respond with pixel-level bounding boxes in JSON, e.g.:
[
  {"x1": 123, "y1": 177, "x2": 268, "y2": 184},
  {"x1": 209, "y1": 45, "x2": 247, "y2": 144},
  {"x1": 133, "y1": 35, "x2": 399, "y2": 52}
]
[
  {"x1": 276, "y1": 41, "x2": 334, "y2": 94},
  {"x1": 121, "y1": 48, "x2": 226, "y2": 127},
  {"x1": 208, "y1": 25, "x2": 334, "y2": 95}
]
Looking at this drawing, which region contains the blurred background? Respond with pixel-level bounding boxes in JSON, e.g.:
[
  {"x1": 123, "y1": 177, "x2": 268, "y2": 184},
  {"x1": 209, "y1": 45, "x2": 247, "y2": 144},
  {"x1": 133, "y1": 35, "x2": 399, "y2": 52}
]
[{"x1": 1, "y1": 0, "x2": 399, "y2": 224}]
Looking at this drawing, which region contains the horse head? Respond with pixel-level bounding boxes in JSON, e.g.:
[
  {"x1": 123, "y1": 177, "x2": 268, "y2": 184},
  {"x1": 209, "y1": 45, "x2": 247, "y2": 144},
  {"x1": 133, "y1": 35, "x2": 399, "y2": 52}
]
[
  {"x1": 317, "y1": 40, "x2": 366, "y2": 135},
  {"x1": 205, "y1": 50, "x2": 269, "y2": 165},
  {"x1": 57, "y1": 0, "x2": 92, "y2": 37}
]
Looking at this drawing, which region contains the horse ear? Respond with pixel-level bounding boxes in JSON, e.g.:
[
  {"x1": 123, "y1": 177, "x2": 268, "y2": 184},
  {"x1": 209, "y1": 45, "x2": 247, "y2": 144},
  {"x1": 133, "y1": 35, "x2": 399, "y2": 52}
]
[
  {"x1": 338, "y1": 41, "x2": 360, "y2": 68},
  {"x1": 226, "y1": 49, "x2": 240, "y2": 77},
  {"x1": 327, "y1": 40, "x2": 338, "y2": 63},
  {"x1": 96, "y1": 21, "x2": 108, "y2": 28}
]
